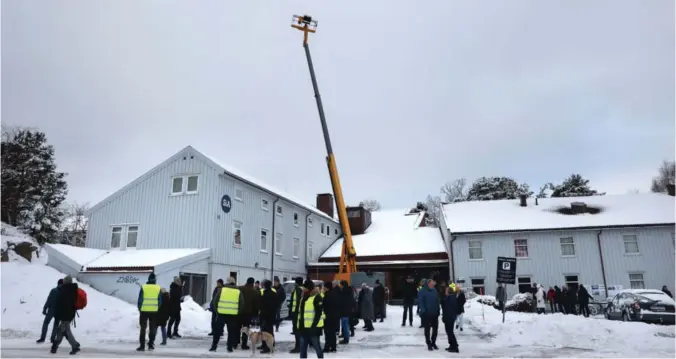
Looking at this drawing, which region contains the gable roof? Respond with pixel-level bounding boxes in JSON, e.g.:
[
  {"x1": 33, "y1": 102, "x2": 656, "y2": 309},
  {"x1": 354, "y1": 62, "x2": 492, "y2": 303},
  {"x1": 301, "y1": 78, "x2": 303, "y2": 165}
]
[
  {"x1": 442, "y1": 193, "x2": 675, "y2": 235},
  {"x1": 319, "y1": 209, "x2": 446, "y2": 258},
  {"x1": 87, "y1": 146, "x2": 337, "y2": 223}
]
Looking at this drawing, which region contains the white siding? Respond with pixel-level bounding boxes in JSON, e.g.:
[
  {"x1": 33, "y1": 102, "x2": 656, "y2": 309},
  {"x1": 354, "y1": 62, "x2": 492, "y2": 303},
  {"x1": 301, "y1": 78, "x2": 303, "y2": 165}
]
[{"x1": 453, "y1": 226, "x2": 675, "y2": 299}]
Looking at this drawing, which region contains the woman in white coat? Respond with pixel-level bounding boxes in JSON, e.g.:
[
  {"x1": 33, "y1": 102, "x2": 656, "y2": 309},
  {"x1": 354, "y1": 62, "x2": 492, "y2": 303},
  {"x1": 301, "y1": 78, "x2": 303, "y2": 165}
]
[{"x1": 535, "y1": 285, "x2": 547, "y2": 314}]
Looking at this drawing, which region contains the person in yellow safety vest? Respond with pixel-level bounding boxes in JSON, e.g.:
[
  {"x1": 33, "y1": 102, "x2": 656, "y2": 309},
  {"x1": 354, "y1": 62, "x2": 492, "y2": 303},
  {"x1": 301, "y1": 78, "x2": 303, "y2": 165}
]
[
  {"x1": 209, "y1": 276, "x2": 243, "y2": 353},
  {"x1": 298, "y1": 279, "x2": 324, "y2": 358},
  {"x1": 288, "y1": 277, "x2": 305, "y2": 354},
  {"x1": 260, "y1": 287, "x2": 277, "y2": 295},
  {"x1": 136, "y1": 272, "x2": 162, "y2": 352}
]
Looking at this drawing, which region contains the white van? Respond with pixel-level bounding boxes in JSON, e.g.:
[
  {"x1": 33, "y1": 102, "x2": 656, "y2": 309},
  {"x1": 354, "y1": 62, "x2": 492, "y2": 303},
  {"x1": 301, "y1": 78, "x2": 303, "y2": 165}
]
[{"x1": 280, "y1": 280, "x2": 324, "y2": 320}]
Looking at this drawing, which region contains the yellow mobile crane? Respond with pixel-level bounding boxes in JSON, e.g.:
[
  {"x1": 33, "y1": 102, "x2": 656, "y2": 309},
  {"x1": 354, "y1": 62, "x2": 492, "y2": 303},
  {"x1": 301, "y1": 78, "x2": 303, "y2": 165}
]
[{"x1": 291, "y1": 15, "x2": 358, "y2": 284}]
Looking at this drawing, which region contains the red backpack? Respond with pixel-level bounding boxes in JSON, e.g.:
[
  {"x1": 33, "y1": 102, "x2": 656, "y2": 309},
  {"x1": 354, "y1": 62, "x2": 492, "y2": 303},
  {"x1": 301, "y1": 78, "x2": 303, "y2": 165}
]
[{"x1": 75, "y1": 288, "x2": 87, "y2": 310}]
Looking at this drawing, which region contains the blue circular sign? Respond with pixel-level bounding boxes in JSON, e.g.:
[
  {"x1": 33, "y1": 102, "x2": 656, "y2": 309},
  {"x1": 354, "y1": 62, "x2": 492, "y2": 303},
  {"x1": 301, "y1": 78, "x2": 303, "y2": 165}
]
[{"x1": 221, "y1": 195, "x2": 232, "y2": 213}]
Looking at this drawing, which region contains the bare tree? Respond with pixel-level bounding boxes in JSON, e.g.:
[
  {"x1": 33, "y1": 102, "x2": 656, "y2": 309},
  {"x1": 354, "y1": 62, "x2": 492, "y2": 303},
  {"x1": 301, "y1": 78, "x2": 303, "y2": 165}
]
[
  {"x1": 59, "y1": 202, "x2": 89, "y2": 247},
  {"x1": 423, "y1": 195, "x2": 442, "y2": 227},
  {"x1": 651, "y1": 160, "x2": 675, "y2": 193},
  {"x1": 359, "y1": 199, "x2": 381, "y2": 212},
  {"x1": 440, "y1": 178, "x2": 468, "y2": 203}
]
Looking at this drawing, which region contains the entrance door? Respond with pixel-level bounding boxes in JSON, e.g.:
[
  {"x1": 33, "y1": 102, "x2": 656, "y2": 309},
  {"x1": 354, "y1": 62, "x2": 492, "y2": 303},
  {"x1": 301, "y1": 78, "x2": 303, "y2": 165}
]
[{"x1": 180, "y1": 273, "x2": 208, "y2": 306}]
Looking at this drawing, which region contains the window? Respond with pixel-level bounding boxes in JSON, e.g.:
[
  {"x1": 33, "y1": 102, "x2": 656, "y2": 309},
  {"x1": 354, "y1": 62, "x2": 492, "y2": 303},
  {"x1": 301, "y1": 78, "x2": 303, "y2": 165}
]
[
  {"x1": 307, "y1": 241, "x2": 313, "y2": 260},
  {"x1": 276, "y1": 205, "x2": 283, "y2": 216},
  {"x1": 517, "y1": 276, "x2": 532, "y2": 293},
  {"x1": 335, "y1": 228, "x2": 338, "y2": 235},
  {"x1": 321, "y1": 223, "x2": 325, "y2": 235},
  {"x1": 171, "y1": 175, "x2": 199, "y2": 195},
  {"x1": 327, "y1": 225, "x2": 331, "y2": 236},
  {"x1": 560, "y1": 237, "x2": 575, "y2": 256},
  {"x1": 629, "y1": 273, "x2": 645, "y2": 289},
  {"x1": 186, "y1": 175, "x2": 199, "y2": 193},
  {"x1": 293, "y1": 212, "x2": 299, "y2": 227},
  {"x1": 260, "y1": 229, "x2": 268, "y2": 252},
  {"x1": 126, "y1": 226, "x2": 138, "y2": 248},
  {"x1": 564, "y1": 275, "x2": 579, "y2": 292},
  {"x1": 514, "y1": 239, "x2": 529, "y2": 258},
  {"x1": 172, "y1": 177, "x2": 184, "y2": 194},
  {"x1": 233, "y1": 221, "x2": 242, "y2": 247},
  {"x1": 293, "y1": 237, "x2": 300, "y2": 258},
  {"x1": 110, "y1": 227, "x2": 122, "y2": 248},
  {"x1": 275, "y1": 233, "x2": 283, "y2": 255},
  {"x1": 623, "y1": 235, "x2": 639, "y2": 254},
  {"x1": 470, "y1": 278, "x2": 485, "y2": 295},
  {"x1": 468, "y1": 240, "x2": 482, "y2": 259},
  {"x1": 261, "y1": 199, "x2": 269, "y2": 211},
  {"x1": 235, "y1": 188, "x2": 244, "y2": 201},
  {"x1": 229, "y1": 271, "x2": 238, "y2": 285},
  {"x1": 308, "y1": 217, "x2": 313, "y2": 227},
  {"x1": 283, "y1": 276, "x2": 288, "y2": 282}
]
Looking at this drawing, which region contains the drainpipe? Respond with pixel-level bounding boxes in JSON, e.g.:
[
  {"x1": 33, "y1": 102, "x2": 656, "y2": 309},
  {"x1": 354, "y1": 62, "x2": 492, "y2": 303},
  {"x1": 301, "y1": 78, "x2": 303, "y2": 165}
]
[
  {"x1": 305, "y1": 213, "x2": 312, "y2": 270},
  {"x1": 270, "y1": 198, "x2": 280, "y2": 281},
  {"x1": 596, "y1": 229, "x2": 609, "y2": 298},
  {"x1": 450, "y1": 235, "x2": 458, "y2": 281}
]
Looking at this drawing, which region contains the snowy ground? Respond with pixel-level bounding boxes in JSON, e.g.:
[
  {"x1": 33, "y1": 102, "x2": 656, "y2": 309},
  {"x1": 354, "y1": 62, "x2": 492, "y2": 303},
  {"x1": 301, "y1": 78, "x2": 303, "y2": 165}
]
[{"x1": 2, "y1": 225, "x2": 675, "y2": 357}]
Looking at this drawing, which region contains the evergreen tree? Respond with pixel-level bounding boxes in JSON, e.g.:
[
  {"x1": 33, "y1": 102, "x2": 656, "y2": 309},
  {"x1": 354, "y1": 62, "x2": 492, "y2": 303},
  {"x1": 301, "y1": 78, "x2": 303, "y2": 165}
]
[
  {"x1": 466, "y1": 176, "x2": 533, "y2": 201},
  {"x1": 550, "y1": 174, "x2": 603, "y2": 197},
  {"x1": 1, "y1": 128, "x2": 68, "y2": 244}
]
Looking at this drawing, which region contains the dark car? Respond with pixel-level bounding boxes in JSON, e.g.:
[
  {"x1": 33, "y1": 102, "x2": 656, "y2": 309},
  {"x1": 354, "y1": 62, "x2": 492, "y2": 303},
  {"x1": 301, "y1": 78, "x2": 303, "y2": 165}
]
[{"x1": 606, "y1": 289, "x2": 675, "y2": 325}]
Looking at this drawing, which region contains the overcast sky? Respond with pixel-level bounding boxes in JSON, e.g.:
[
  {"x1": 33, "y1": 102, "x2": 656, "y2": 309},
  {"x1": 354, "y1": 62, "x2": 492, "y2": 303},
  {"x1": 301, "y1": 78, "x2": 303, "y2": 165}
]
[{"x1": 2, "y1": 0, "x2": 674, "y2": 209}]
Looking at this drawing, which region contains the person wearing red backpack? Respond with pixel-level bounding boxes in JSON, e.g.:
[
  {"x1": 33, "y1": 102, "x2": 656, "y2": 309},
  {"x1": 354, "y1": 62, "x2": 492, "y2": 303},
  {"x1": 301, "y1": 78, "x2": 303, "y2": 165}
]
[
  {"x1": 137, "y1": 273, "x2": 162, "y2": 352},
  {"x1": 50, "y1": 275, "x2": 81, "y2": 355}
]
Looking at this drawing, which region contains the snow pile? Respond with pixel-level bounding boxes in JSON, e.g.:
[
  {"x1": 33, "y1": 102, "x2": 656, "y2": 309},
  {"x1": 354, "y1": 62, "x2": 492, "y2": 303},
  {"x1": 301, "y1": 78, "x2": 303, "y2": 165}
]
[
  {"x1": 471, "y1": 294, "x2": 498, "y2": 307},
  {"x1": 464, "y1": 299, "x2": 676, "y2": 357},
  {"x1": 1, "y1": 254, "x2": 211, "y2": 340},
  {"x1": 1, "y1": 222, "x2": 43, "y2": 263}
]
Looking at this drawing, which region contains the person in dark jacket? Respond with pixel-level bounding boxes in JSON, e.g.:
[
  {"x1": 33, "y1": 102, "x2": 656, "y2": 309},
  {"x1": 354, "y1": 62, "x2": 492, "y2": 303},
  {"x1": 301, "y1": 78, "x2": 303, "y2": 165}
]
[
  {"x1": 289, "y1": 277, "x2": 304, "y2": 354},
  {"x1": 567, "y1": 286, "x2": 578, "y2": 315},
  {"x1": 442, "y1": 286, "x2": 459, "y2": 353},
  {"x1": 455, "y1": 284, "x2": 466, "y2": 332},
  {"x1": 157, "y1": 288, "x2": 171, "y2": 345},
  {"x1": 322, "y1": 281, "x2": 340, "y2": 353},
  {"x1": 273, "y1": 277, "x2": 286, "y2": 332},
  {"x1": 662, "y1": 286, "x2": 673, "y2": 298},
  {"x1": 577, "y1": 285, "x2": 594, "y2": 317},
  {"x1": 562, "y1": 286, "x2": 571, "y2": 314},
  {"x1": 136, "y1": 272, "x2": 162, "y2": 352},
  {"x1": 554, "y1": 286, "x2": 565, "y2": 313},
  {"x1": 37, "y1": 279, "x2": 63, "y2": 343},
  {"x1": 50, "y1": 276, "x2": 80, "y2": 355},
  {"x1": 210, "y1": 277, "x2": 244, "y2": 352},
  {"x1": 418, "y1": 279, "x2": 440, "y2": 351},
  {"x1": 372, "y1": 280, "x2": 386, "y2": 323},
  {"x1": 358, "y1": 284, "x2": 375, "y2": 331},
  {"x1": 338, "y1": 280, "x2": 354, "y2": 344},
  {"x1": 547, "y1": 287, "x2": 556, "y2": 313},
  {"x1": 208, "y1": 279, "x2": 224, "y2": 336},
  {"x1": 298, "y1": 280, "x2": 324, "y2": 359},
  {"x1": 259, "y1": 280, "x2": 278, "y2": 354},
  {"x1": 238, "y1": 277, "x2": 261, "y2": 350},
  {"x1": 167, "y1": 277, "x2": 183, "y2": 338},
  {"x1": 401, "y1": 276, "x2": 417, "y2": 327}
]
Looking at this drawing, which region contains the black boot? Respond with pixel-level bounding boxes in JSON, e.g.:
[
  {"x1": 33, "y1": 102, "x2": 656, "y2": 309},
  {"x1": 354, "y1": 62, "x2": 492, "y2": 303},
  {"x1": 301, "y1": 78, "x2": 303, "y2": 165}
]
[
  {"x1": 148, "y1": 343, "x2": 155, "y2": 351},
  {"x1": 136, "y1": 346, "x2": 145, "y2": 352},
  {"x1": 339, "y1": 339, "x2": 349, "y2": 345},
  {"x1": 50, "y1": 345, "x2": 57, "y2": 354},
  {"x1": 37, "y1": 338, "x2": 46, "y2": 343},
  {"x1": 69, "y1": 346, "x2": 80, "y2": 355}
]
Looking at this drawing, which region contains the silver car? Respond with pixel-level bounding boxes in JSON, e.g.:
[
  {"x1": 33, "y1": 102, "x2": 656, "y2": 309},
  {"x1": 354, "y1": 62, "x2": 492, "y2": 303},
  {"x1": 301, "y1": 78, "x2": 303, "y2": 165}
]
[{"x1": 281, "y1": 280, "x2": 324, "y2": 320}]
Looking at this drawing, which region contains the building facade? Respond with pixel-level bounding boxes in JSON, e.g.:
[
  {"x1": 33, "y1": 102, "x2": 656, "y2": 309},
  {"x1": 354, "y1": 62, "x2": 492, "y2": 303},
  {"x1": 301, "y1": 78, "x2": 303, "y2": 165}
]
[
  {"x1": 83, "y1": 146, "x2": 341, "y2": 303},
  {"x1": 441, "y1": 193, "x2": 675, "y2": 299}
]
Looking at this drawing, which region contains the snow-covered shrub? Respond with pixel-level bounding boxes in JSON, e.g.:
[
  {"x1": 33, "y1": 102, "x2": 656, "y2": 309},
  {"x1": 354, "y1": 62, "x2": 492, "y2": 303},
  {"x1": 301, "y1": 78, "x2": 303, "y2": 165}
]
[{"x1": 504, "y1": 292, "x2": 533, "y2": 312}]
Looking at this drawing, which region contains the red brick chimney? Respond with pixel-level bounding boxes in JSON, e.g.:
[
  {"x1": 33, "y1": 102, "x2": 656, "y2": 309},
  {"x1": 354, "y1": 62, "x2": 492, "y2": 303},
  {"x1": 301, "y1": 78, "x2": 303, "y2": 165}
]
[{"x1": 316, "y1": 193, "x2": 334, "y2": 218}]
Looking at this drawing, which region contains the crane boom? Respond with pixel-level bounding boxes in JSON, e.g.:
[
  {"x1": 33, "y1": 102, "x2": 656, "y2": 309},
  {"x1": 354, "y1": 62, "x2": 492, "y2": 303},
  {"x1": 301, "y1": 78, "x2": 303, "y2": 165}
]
[{"x1": 291, "y1": 15, "x2": 357, "y2": 280}]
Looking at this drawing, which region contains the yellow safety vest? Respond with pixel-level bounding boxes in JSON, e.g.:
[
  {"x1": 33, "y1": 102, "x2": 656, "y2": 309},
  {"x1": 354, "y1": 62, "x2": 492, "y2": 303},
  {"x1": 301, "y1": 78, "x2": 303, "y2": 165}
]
[
  {"x1": 260, "y1": 288, "x2": 277, "y2": 295},
  {"x1": 297, "y1": 294, "x2": 324, "y2": 328},
  {"x1": 291, "y1": 286, "x2": 304, "y2": 313},
  {"x1": 140, "y1": 284, "x2": 161, "y2": 312},
  {"x1": 217, "y1": 287, "x2": 241, "y2": 315},
  {"x1": 417, "y1": 286, "x2": 422, "y2": 291}
]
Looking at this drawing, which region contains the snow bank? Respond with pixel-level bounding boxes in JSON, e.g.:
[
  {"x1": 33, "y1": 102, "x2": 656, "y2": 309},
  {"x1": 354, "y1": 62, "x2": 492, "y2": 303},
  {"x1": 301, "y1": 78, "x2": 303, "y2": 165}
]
[
  {"x1": 1, "y1": 257, "x2": 211, "y2": 340},
  {"x1": 464, "y1": 299, "x2": 676, "y2": 357},
  {"x1": 45, "y1": 243, "x2": 105, "y2": 267}
]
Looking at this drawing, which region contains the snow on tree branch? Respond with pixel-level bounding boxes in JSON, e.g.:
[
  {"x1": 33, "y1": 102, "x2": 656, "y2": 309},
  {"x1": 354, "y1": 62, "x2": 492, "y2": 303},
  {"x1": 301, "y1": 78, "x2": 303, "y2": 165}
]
[{"x1": 359, "y1": 199, "x2": 381, "y2": 212}]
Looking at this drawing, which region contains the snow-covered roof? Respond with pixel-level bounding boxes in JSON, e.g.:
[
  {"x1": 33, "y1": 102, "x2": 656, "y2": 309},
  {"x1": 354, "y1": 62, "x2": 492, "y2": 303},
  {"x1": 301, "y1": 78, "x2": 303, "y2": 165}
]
[
  {"x1": 84, "y1": 248, "x2": 210, "y2": 269},
  {"x1": 308, "y1": 259, "x2": 449, "y2": 266},
  {"x1": 442, "y1": 193, "x2": 675, "y2": 234},
  {"x1": 319, "y1": 209, "x2": 446, "y2": 258},
  {"x1": 45, "y1": 244, "x2": 107, "y2": 267}
]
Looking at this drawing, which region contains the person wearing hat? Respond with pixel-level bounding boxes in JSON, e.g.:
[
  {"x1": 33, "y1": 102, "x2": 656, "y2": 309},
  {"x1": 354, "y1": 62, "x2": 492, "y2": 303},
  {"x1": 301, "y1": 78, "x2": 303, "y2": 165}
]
[
  {"x1": 210, "y1": 277, "x2": 243, "y2": 352},
  {"x1": 273, "y1": 276, "x2": 286, "y2": 332},
  {"x1": 238, "y1": 277, "x2": 260, "y2": 350},
  {"x1": 167, "y1": 276, "x2": 183, "y2": 339},
  {"x1": 298, "y1": 279, "x2": 324, "y2": 358},
  {"x1": 288, "y1": 277, "x2": 304, "y2": 354},
  {"x1": 50, "y1": 275, "x2": 80, "y2": 355},
  {"x1": 455, "y1": 283, "x2": 466, "y2": 332},
  {"x1": 136, "y1": 272, "x2": 162, "y2": 351},
  {"x1": 401, "y1": 276, "x2": 417, "y2": 327},
  {"x1": 442, "y1": 285, "x2": 459, "y2": 353},
  {"x1": 372, "y1": 280, "x2": 386, "y2": 323},
  {"x1": 37, "y1": 278, "x2": 63, "y2": 344},
  {"x1": 208, "y1": 279, "x2": 224, "y2": 336}
]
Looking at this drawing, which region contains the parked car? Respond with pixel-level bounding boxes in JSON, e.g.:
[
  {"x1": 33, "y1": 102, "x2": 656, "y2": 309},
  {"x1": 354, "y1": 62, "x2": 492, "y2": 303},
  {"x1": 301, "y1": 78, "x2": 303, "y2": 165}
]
[
  {"x1": 280, "y1": 279, "x2": 324, "y2": 320},
  {"x1": 605, "y1": 289, "x2": 675, "y2": 325}
]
